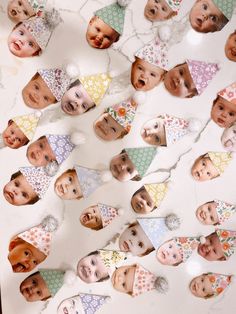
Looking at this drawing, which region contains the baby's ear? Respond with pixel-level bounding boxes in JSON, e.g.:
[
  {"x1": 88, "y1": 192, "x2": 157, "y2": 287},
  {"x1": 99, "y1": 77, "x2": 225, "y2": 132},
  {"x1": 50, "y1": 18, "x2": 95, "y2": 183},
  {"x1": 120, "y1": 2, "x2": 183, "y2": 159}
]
[{"x1": 8, "y1": 236, "x2": 21, "y2": 251}]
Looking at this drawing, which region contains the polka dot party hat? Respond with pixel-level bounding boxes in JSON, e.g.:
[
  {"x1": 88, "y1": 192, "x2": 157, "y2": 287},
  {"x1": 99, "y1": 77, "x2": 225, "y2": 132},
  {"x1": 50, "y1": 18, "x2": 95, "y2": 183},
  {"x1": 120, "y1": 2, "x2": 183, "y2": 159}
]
[
  {"x1": 144, "y1": 182, "x2": 169, "y2": 208},
  {"x1": 207, "y1": 151, "x2": 232, "y2": 175},
  {"x1": 207, "y1": 272, "x2": 232, "y2": 296},
  {"x1": 218, "y1": 81, "x2": 236, "y2": 104},
  {"x1": 216, "y1": 229, "x2": 236, "y2": 260},
  {"x1": 95, "y1": 0, "x2": 131, "y2": 35},
  {"x1": 214, "y1": 199, "x2": 236, "y2": 224},
  {"x1": 186, "y1": 59, "x2": 220, "y2": 95},
  {"x1": 17, "y1": 215, "x2": 58, "y2": 256},
  {"x1": 213, "y1": 0, "x2": 236, "y2": 20},
  {"x1": 12, "y1": 111, "x2": 41, "y2": 141}
]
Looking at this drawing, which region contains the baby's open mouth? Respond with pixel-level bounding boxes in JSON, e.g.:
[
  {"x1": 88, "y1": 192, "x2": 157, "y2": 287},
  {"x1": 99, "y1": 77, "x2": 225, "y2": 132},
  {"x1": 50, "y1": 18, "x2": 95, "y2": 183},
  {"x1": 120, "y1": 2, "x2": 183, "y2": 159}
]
[
  {"x1": 97, "y1": 123, "x2": 107, "y2": 135},
  {"x1": 81, "y1": 266, "x2": 90, "y2": 278},
  {"x1": 10, "y1": 9, "x2": 17, "y2": 16},
  {"x1": 82, "y1": 213, "x2": 91, "y2": 223},
  {"x1": 57, "y1": 184, "x2": 65, "y2": 195},
  {"x1": 230, "y1": 47, "x2": 236, "y2": 56},
  {"x1": 29, "y1": 93, "x2": 37, "y2": 104},
  {"x1": 65, "y1": 102, "x2": 75, "y2": 112},
  {"x1": 12, "y1": 42, "x2": 21, "y2": 51},
  {"x1": 13, "y1": 263, "x2": 26, "y2": 272},
  {"x1": 122, "y1": 241, "x2": 130, "y2": 251},
  {"x1": 136, "y1": 79, "x2": 145, "y2": 88},
  {"x1": 4, "y1": 190, "x2": 14, "y2": 202}
]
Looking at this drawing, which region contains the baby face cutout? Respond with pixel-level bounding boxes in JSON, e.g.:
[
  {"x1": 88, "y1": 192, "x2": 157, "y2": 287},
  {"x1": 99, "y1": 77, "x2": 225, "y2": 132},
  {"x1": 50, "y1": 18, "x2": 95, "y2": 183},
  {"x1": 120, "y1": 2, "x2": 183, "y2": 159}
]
[
  {"x1": 156, "y1": 239, "x2": 183, "y2": 266},
  {"x1": 211, "y1": 96, "x2": 236, "y2": 128},
  {"x1": 164, "y1": 63, "x2": 197, "y2": 98},
  {"x1": 111, "y1": 265, "x2": 136, "y2": 295},
  {"x1": 221, "y1": 123, "x2": 236, "y2": 152},
  {"x1": 144, "y1": 0, "x2": 175, "y2": 22},
  {"x1": 54, "y1": 170, "x2": 82, "y2": 200},
  {"x1": 2, "y1": 120, "x2": 29, "y2": 149},
  {"x1": 8, "y1": 237, "x2": 46, "y2": 272},
  {"x1": 131, "y1": 186, "x2": 155, "y2": 214},
  {"x1": 22, "y1": 73, "x2": 57, "y2": 109},
  {"x1": 76, "y1": 253, "x2": 109, "y2": 283},
  {"x1": 7, "y1": 0, "x2": 36, "y2": 23},
  {"x1": 141, "y1": 117, "x2": 166, "y2": 146},
  {"x1": 110, "y1": 152, "x2": 139, "y2": 182},
  {"x1": 57, "y1": 298, "x2": 82, "y2": 314},
  {"x1": 197, "y1": 232, "x2": 225, "y2": 261},
  {"x1": 189, "y1": 0, "x2": 226, "y2": 33},
  {"x1": 61, "y1": 82, "x2": 95, "y2": 116},
  {"x1": 225, "y1": 31, "x2": 236, "y2": 62},
  {"x1": 8, "y1": 23, "x2": 41, "y2": 58},
  {"x1": 80, "y1": 205, "x2": 103, "y2": 230},
  {"x1": 94, "y1": 113, "x2": 126, "y2": 141},
  {"x1": 3, "y1": 173, "x2": 38, "y2": 206},
  {"x1": 191, "y1": 156, "x2": 219, "y2": 181},
  {"x1": 26, "y1": 136, "x2": 56, "y2": 167},
  {"x1": 196, "y1": 201, "x2": 219, "y2": 225},
  {"x1": 119, "y1": 222, "x2": 154, "y2": 256},
  {"x1": 131, "y1": 57, "x2": 165, "y2": 92},
  {"x1": 189, "y1": 274, "x2": 214, "y2": 298},
  {"x1": 86, "y1": 16, "x2": 120, "y2": 49},
  {"x1": 20, "y1": 272, "x2": 51, "y2": 302}
]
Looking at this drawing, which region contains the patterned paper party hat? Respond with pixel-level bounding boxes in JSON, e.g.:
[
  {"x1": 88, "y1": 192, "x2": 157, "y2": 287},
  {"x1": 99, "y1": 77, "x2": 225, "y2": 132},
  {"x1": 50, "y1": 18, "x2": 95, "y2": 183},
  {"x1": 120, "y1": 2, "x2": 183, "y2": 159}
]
[
  {"x1": 218, "y1": 82, "x2": 236, "y2": 104},
  {"x1": 28, "y1": 0, "x2": 47, "y2": 15},
  {"x1": 46, "y1": 134, "x2": 75, "y2": 165},
  {"x1": 186, "y1": 59, "x2": 220, "y2": 95},
  {"x1": 132, "y1": 264, "x2": 157, "y2": 297},
  {"x1": 207, "y1": 273, "x2": 232, "y2": 296},
  {"x1": 125, "y1": 147, "x2": 157, "y2": 178},
  {"x1": 79, "y1": 73, "x2": 112, "y2": 106},
  {"x1": 95, "y1": 0, "x2": 131, "y2": 35},
  {"x1": 98, "y1": 203, "x2": 119, "y2": 228},
  {"x1": 40, "y1": 269, "x2": 65, "y2": 297},
  {"x1": 135, "y1": 37, "x2": 168, "y2": 70},
  {"x1": 174, "y1": 236, "x2": 204, "y2": 262},
  {"x1": 144, "y1": 182, "x2": 168, "y2": 207},
  {"x1": 12, "y1": 111, "x2": 41, "y2": 141},
  {"x1": 23, "y1": 8, "x2": 62, "y2": 50},
  {"x1": 17, "y1": 216, "x2": 58, "y2": 256},
  {"x1": 106, "y1": 98, "x2": 137, "y2": 132},
  {"x1": 208, "y1": 151, "x2": 232, "y2": 174},
  {"x1": 214, "y1": 199, "x2": 236, "y2": 224},
  {"x1": 166, "y1": 0, "x2": 182, "y2": 12},
  {"x1": 216, "y1": 229, "x2": 236, "y2": 259},
  {"x1": 212, "y1": 0, "x2": 236, "y2": 20},
  {"x1": 98, "y1": 249, "x2": 127, "y2": 276}
]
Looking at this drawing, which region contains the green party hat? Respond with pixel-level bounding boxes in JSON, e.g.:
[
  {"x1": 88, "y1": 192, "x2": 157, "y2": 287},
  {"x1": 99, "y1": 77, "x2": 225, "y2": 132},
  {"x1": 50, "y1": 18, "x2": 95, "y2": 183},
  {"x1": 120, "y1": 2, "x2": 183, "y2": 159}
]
[
  {"x1": 213, "y1": 0, "x2": 236, "y2": 20},
  {"x1": 40, "y1": 269, "x2": 65, "y2": 297}
]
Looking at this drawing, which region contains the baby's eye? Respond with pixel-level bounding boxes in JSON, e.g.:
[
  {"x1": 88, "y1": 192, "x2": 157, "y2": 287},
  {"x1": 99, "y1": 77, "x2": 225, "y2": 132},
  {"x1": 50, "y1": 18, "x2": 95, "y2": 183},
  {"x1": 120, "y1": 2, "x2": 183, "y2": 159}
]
[
  {"x1": 111, "y1": 127, "x2": 116, "y2": 133},
  {"x1": 184, "y1": 82, "x2": 189, "y2": 89},
  {"x1": 43, "y1": 96, "x2": 49, "y2": 101},
  {"x1": 162, "y1": 6, "x2": 167, "y2": 12},
  {"x1": 33, "y1": 260, "x2": 37, "y2": 265},
  {"x1": 104, "y1": 117, "x2": 108, "y2": 123},
  {"x1": 124, "y1": 270, "x2": 127, "y2": 275},
  {"x1": 150, "y1": 72, "x2": 156, "y2": 77},
  {"x1": 22, "y1": 191, "x2": 27, "y2": 198},
  {"x1": 138, "y1": 242, "x2": 143, "y2": 248},
  {"x1": 104, "y1": 35, "x2": 111, "y2": 40},
  {"x1": 169, "y1": 244, "x2": 172, "y2": 249},
  {"x1": 131, "y1": 229, "x2": 136, "y2": 236},
  {"x1": 28, "y1": 41, "x2": 34, "y2": 47},
  {"x1": 127, "y1": 167, "x2": 132, "y2": 174},
  {"x1": 95, "y1": 271, "x2": 99, "y2": 278},
  {"x1": 19, "y1": 30, "x2": 24, "y2": 35},
  {"x1": 39, "y1": 143, "x2": 43, "y2": 149},
  {"x1": 16, "y1": 137, "x2": 21, "y2": 143},
  {"x1": 137, "y1": 65, "x2": 143, "y2": 71},
  {"x1": 69, "y1": 176, "x2": 72, "y2": 182},
  {"x1": 82, "y1": 103, "x2": 87, "y2": 110},
  {"x1": 155, "y1": 0, "x2": 160, "y2": 3},
  {"x1": 91, "y1": 259, "x2": 95, "y2": 266},
  {"x1": 210, "y1": 215, "x2": 214, "y2": 221},
  {"x1": 44, "y1": 155, "x2": 49, "y2": 161},
  {"x1": 18, "y1": 1, "x2": 22, "y2": 5},
  {"x1": 75, "y1": 92, "x2": 81, "y2": 99},
  {"x1": 202, "y1": 161, "x2": 206, "y2": 166},
  {"x1": 229, "y1": 112, "x2": 235, "y2": 117},
  {"x1": 201, "y1": 278, "x2": 204, "y2": 282},
  {"x1": 155, "y1": 135, "x2": 160, "y2": 143},
  {"x1": 96, "y1": 27, "x2": 100, "y2": 32},
  {"x1": 202, "y1": 288, "x2": 205, "y2": 292},
  {"x1": 202, "y1": 3, "x2": 207, "y2": 10},
  {"x1": 218, "y1": 105, "x2": 224, "y2": 110},
  {"x1": 24, "y1": 251, "x2": 30, "y2": 256},
  {"x1": 154, "y1": 123, "x2": 158, "y2": 129},
  {"x1": 147, "y1": 201, "x2": 151, "y2": 207},
  {"x1": 213, "y1": 249, "x2": 216, "y2": 254},
  {"x1": 173, "y1": 254, "x2": 177, "y2": 259},
  {"x1": 32, "y1": 279, "x2": 37, "y2": 285},
  {"x1": 179, "y1": 69, "x2": 184, "y2": 76},
  {"x1": 210, "y1": 15, "x2": 217, "y2": 22},
  {"x1": 14, "y1": 181, "x2": 19, "y2": 187},
  {"x1": 23, "y1": 10, "x2": 29, "y2": 16},
  {"x1": 207, "y1": 172, "x2": 211, "y2": 177},
  {"x1": 233, "y1": 129, "x2": 236, "y2": 134},
  {"x1": 122, "y1": 282, "x2": 125, "y2": 288},
  {"x1": 11, "y1": 130, "x2": 14, "y2": 135},
  {"x1": 34, "y1": 84, "x2": 39, "y2": 90},
  {"x1": 73, "y1": 189, "x2": 77, "y2": 194},
  {"x1": 37, "y1": 290, "x2": 42, "y2": 296},
  {"x1": 121, "y1": 155, "x2": 126, "y2": 162}
]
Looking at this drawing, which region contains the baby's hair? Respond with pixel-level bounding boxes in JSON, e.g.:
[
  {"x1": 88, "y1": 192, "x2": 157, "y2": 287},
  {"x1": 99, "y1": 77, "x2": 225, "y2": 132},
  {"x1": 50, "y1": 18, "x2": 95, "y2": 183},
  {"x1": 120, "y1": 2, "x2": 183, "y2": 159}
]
[
  {"x1": 86, "y1": 250, "x2": 109, "y2": 282},
  {"x1": 10, "y1": 171, "x2": 39, "y2": 204},
  {"x1": 31, "y1": 72, "x2": 40, "y2": 81},
  {"x1": 120, "y1": 149, "x2": 142, "y2": 181},
  {"x1": 8, "y1": 120, "x2": 29, "y2": 146},
  {"x1": 131, "y1": 186, "x2": 157, "y2": 212}
]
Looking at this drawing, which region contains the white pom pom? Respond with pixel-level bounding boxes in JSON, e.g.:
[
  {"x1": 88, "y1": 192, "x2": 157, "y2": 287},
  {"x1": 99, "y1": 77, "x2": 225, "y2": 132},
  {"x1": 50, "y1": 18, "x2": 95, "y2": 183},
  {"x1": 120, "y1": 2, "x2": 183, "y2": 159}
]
[
  {"x1": 41, "y1": 215, "x2": 58, "y2": 232},
  {"x1": 117, "y1": 208, "x2": 124, "y2": 216},
  {"x1": 165, "y1": 214, "x2": 180, "y2": 231},
  {"x1": 105, "y1": 296, "x2": 112, "y2": 303},
  {"x1": 133, "y1": 91, "x2": 147, "y2": 105},
  {"x1": 101, "y1": 170, "x2": 113, "y2": 182},
  {"x1": 158, "y1": 25, "x2": 171, "y2": 42},
  {"x1": 154, "y1": 277, "x2": 169, "y2": 293},
  {"x1": 66, "y1": 63, "x2": 80, "y2": 79},
  {"x1": 34, "y1": 110, "x2": 42, "y2": 118},
  {"x1": 44, "y1": 160, "x2": 59, "y2": 177},
  {"x1": 117, "y1": 0, "x2": 131, "y2": 7},
  {"x1": 187, "y1": 118, "x2": 202, "y2": 133},
  {"x1": 199, "y1": 236, "x2": 206, "y2": 244},
  {"x1": 70, "y1": 132, "x2": 86, "y2": 145},
  {"x1": 64, "y1": 270, "x2": 77, "y2": 285}
]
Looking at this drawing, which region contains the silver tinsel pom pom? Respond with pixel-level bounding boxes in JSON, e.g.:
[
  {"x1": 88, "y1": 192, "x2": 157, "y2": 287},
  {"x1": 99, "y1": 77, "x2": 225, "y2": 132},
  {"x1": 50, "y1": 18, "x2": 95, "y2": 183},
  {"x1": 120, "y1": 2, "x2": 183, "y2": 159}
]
[
  {"x1": 165, "y1": 214, "x2": 180, "y2": 231},
  {"x1": 155, "y1": 277, "x2": 169, "y2": 293},
  {"x1": 44, "y1": 160, "x2": 59, "y2": 177},
  {"x1": 41, "y1": 215, "x2": 58, "y2": 232}
]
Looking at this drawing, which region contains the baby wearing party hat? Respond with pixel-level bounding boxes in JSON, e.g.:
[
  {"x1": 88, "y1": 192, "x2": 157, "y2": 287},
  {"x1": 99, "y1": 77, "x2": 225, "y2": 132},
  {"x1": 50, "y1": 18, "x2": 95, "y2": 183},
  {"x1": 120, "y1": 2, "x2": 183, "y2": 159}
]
[
  {"x1": 7, "y1": 0, "x2": 46, "y2": 23},
  {"x1": 144, "y1": 0, "x2": 182, "y2": 22},
  {"x1": 141, "y1": 114, "x2": 201, "y2": 147},
  {"x1": 131, "y1": 37, "x2": 168, "y2": 92},
  {"x1": 189, "y1": 0, "x2": 235, "y2": 33},
  {"x1": 118, "y1": 214, "x2": 180, "y2": 257},
  {"x1": 164, "y1": 59, "x2": 220, "y2": 98},
  {"x1": 76, "y1": 249, "x2": 127, "y2": 284},
  {"x1": 112, "y1": 263, "x2": 168, "y2": 297},
  {"x1": 131, "y1": 182, "x2": 169, "y2": 214},
  {"x1": 20, "y1": 268, "x2": 76, "y2": 302},
  {"x1": 0, "y1": 111, "x2": 41, "y2": 149},
  {"x1": 8, "y1": 215, "x2": 58, "y2": 272},
  {"x1": 8, "y1": 8, "x2": 62, "y2": 58},
  {"x1": 191, "y1": 151, "x2": 232, "y2": 182},
  {"x1": 80, "y1": 203, "x2": 123, "y2": 231},
  {"x1": 57, "y1": 293, "x2": 111, "y2": 314},
  {"x1": 196, "y1": 199, "x2": 236, "y2": 225},
  {"x1": 189, "y1": 273, "x2": 232, "y2": 299},
  {"x1": 211, "y1": 82, "x2": 236, "y2": 128},
  {"x1": 86, "y1": 0, "x2": 131, "y2": 49}
]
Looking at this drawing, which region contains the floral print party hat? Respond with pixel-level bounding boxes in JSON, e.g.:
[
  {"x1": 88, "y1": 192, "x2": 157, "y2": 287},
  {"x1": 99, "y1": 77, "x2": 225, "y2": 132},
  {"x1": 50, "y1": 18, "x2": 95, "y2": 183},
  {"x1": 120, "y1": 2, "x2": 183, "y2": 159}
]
[
  {"x1": 98, "y1": 249, "x2": 127, "y2": 276},
  {"x1": 207, "y1": 273, "x2": 232, "y2": 296},
  {"x1": 213, "y1": 0, "x2": 236, "y2": 20},
  {"x1": 98, "y1": 203, "x2": 120, "y2": 228},
  {"x1": 125, "y1": 147, "x2": 157, "y2": 178},
  {"x1": 17, "y1": 215, "x2": 58, "y2": 256},
  {"x1": 23, "y1": 8, "x2": 62, "y2": 50},
  {"x1": 166, "y1": 0, "x2": 182, "y2": 12},
  {"x1": 12, "y1": 111, "x2": 41, "y2": 141},
  {"x1": 95, "y1": 0, "x2": 131, "y2": 35},
  {"x1": 218, "y1": 82, "x2": 236, "y2": 104},
  {"x1": 28, "y1": 0, "x2": 47, "y2": 15},
  {"x1": 135, "y1": 37, "x2": 168, "y2": 70},
  {"x1": 144, "y1": 182, "x2": 168, "y2": 207},
  {"x1": 214, "y1": 199, "x2": 236, "y2": 224},
  {"x1": 186, "y1": 59, "x2": 220, "y2": 95},
  {"x1": 137, "y1": 214, "x2": 180, "y2": 249},
  {"x1": 207, "y1": 151, "x2": 232, "y2": 174},
  {"x1": 40, "y1": 269, "x2": 65, "y2": 297},
  {"x1": 174, "y1": 236, "x2": 205, "y2": 262},
  {"x1": 216, "y1": 229, "x2": 236, "y2": 259},
  {"x1": 106, "y1": 98, "x2": 138, "y2": 133}
]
